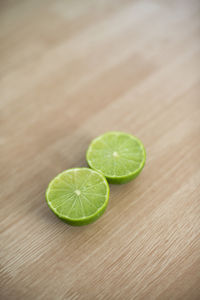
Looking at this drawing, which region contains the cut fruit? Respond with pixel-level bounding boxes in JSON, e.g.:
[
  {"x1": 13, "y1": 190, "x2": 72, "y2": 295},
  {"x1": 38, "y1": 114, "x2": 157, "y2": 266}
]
[
  {"x1": 46, "y1": 168, "x2": 109, "y2": 226},
  {"x1": 86, "y1": 132, "x2": 146, "y2": 184}
]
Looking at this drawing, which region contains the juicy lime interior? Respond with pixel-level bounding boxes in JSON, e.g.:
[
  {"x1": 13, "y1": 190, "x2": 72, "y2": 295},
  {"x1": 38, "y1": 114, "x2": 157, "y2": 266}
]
[
  {"x1": 86, "y1": 132, "x2": 146, "y2": 178},
  {"x1": 46, "y1": 168, "x2": 109, "y2": 222}
]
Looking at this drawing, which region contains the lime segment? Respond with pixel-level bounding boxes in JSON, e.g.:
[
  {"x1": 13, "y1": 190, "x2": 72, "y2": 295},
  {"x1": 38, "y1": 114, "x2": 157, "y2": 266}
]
[
  {"x1": 46, "y1": 168, "x2": 109, "y2": 225},
  {"x1": 86, "y1": 132, "x2": 146, "y2": 184}
]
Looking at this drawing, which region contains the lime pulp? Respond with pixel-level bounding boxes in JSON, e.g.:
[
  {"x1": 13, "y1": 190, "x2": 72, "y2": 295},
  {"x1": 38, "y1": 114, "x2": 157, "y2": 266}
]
[
  {"x1": 46, "y1": 168, "x2": 109, "y2": 226},
  {"x1": 86, "y1": 132, "x2": 146, "y2": 184}
]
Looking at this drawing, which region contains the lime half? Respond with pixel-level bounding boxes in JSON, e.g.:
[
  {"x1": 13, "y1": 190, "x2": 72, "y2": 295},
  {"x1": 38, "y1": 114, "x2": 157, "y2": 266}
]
[
  {"x1": 86, "y1": 132, "x2": 146, "y2": 184},
  {"x1": 46, "y1": 168, "x2": 109, "y2": 226}
]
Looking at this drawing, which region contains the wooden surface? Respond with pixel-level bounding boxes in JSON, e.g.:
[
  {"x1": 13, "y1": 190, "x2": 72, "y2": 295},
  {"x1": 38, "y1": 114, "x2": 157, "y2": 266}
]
[{"x1": 1, "y1": 0, "x2": 200, "y2": 299}]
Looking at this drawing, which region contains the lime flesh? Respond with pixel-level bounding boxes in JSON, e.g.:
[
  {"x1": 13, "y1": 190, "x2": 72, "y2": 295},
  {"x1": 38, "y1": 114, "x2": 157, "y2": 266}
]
[
  {"x1": 86, "y1": 132, "x2": 146, "y2": 184},
  {"x1": 46, "y1": 168, "x2": 109, "y2": 226}
]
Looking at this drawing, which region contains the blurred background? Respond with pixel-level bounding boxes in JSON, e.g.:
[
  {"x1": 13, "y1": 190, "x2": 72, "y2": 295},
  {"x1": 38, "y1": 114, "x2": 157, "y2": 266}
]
[{"x1": 1, "y1": 1, "x2": 200, "y2": 299}]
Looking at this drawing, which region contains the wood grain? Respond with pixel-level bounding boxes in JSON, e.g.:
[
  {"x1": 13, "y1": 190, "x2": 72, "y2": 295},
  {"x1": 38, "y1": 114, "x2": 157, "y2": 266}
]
[{"x1": 1, "y1": 0, "x2": 200, "y2": 299}]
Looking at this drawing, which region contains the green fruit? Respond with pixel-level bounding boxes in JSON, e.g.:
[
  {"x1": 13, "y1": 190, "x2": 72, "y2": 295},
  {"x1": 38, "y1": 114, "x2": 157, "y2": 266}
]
[
  {"x1": 86, "y1": 132, "x2": 146, "y2": 184},
  {"x1": 46, "y1": 168, "x2": 109, "y2": 226}
]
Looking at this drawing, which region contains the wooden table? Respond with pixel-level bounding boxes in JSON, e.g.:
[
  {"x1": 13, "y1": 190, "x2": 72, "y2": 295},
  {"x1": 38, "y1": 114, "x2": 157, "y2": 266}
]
[{"x1": 1, "y1": 1, "x2": 200, "y2": 299}]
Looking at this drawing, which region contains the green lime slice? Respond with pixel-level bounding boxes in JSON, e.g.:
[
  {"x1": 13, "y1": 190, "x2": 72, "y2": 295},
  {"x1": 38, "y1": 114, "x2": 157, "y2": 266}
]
[
  {"x1": 86, "y1": 132, "x2": 146, "y2": 184},
  {"x1": 46, "y1": 168, "x2": 109, "y2": 226}
]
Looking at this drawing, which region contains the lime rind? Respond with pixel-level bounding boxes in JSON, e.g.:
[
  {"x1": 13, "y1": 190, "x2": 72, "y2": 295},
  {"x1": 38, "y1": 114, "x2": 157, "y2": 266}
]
[
  {"x1": 46, "y1": 168, "x2": 109, "y2": 226},
  {"x1": 86, "y1": 132, "x2": 146, "y2": 184}
]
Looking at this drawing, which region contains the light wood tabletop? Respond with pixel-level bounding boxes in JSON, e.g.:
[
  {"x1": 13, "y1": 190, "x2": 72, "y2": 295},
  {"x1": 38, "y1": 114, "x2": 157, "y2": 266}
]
[{"x1": 1, "y1": 1, "x2": 200, "y2": 299}]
